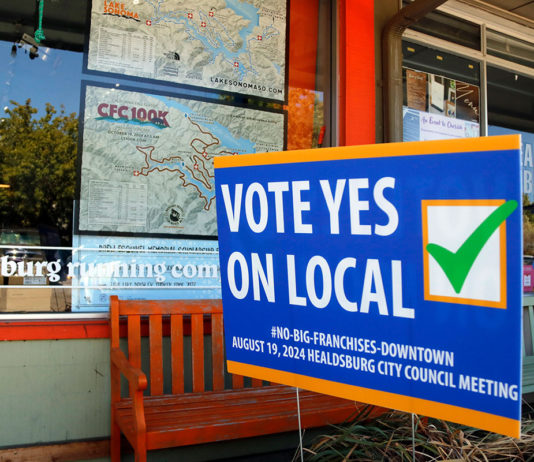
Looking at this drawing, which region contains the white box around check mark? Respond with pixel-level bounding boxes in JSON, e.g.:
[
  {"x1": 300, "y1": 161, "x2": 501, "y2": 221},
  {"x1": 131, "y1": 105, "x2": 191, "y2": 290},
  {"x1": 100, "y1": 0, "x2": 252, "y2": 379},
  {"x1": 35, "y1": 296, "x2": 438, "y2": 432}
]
[{"x1": 422, "y1": 200, "x2": 506, "y2": 308}]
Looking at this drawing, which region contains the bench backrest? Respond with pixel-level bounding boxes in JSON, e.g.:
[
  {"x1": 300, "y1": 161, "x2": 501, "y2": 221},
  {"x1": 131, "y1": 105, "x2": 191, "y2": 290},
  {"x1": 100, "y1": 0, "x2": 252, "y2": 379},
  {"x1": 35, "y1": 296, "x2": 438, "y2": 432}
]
[{"x1": 110, "y1": 296, "x2": 260, "y2": 396}]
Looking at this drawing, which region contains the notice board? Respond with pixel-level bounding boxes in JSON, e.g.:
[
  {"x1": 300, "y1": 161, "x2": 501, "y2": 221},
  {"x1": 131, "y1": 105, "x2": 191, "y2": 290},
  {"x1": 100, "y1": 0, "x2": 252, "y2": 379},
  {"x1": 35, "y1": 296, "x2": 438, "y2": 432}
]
[{"x1": 214, "y1": 136, "x2": 522, "y2": 437}]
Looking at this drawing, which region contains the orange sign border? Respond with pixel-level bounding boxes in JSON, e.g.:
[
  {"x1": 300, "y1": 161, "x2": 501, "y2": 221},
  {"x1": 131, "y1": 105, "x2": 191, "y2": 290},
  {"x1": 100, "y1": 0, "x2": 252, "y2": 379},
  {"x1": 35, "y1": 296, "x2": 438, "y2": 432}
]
[
  {"x1": 228, "y1": 361, "x2": 520, "y2": 438},
  {"x1": 214, "y1": 135, "x2": 522, "y2": 169}
]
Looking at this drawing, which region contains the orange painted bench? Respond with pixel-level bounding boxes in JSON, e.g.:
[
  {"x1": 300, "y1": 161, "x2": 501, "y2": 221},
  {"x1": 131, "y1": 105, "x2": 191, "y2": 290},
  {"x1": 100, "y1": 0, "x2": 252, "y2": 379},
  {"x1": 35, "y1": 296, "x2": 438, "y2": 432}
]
[{"x1": 110, "y1": 297, "x2": 360, "y2": 461}]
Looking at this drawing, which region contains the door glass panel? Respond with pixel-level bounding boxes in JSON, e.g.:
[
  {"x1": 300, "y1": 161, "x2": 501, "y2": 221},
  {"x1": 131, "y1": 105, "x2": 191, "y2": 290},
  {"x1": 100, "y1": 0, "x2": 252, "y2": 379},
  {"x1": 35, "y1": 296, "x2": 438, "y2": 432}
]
[
  {"x1": 487, "y1": 29, "x2": 534, "y2": 70},
  {"x1": 402, "y1": 41, "x2": 480, "y2": 142},
  {"x1": 487, "y1": 66, "x2": 534, "y2": 275},
  {"x1": 403, "y1": 3, "x2": 481, "y2": 50}
]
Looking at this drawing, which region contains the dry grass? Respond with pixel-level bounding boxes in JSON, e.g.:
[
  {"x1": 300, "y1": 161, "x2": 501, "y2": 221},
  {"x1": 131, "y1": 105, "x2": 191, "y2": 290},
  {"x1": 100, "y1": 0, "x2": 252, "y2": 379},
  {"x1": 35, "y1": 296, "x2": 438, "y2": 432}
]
[{"x1": 301, "y1": 407, "x2": 534, "y2": 461}]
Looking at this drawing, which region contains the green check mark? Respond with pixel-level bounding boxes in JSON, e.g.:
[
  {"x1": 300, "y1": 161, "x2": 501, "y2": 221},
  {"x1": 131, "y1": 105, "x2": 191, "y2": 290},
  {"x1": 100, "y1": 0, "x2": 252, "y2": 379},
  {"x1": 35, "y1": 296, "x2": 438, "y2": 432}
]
[{"x1": 426, "y1": 200, "x2": 518, "y2": 294}]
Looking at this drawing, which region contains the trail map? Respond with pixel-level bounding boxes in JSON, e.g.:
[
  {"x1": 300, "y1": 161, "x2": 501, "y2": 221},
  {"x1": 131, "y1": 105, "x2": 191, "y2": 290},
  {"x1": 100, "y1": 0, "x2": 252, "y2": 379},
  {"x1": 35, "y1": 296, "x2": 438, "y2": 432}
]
[
  {"x1": 77, "y1": 84, "x2": 285, "y2": 236},
  {"x1": 87, "y1": 0, "x2": 288, "y2": 101}
]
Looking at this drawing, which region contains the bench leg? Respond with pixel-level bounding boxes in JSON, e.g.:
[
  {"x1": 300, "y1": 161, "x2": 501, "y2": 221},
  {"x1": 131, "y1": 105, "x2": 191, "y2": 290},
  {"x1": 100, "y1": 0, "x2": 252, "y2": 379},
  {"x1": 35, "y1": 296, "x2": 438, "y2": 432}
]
[
  {"x1": 134, "y1": 435, "x2": 147, "y2": 462},
  {"x1": 135, "y1": 448, "x2": 147, "y2": 462},
  {"x1": 111, "y1": 419, "x2": 121, "y2": 462}
]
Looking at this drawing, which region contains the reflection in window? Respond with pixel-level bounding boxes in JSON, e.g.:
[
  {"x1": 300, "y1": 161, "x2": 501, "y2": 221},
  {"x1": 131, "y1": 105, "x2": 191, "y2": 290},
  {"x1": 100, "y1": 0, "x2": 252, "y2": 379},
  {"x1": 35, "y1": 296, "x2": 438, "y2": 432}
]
[
  {"x1": 487, "y1": 67, "x2": 534, "y2": 260},
  {"x1": 286, "y1": 0, "x2": 331, "y2": 150},
  {"x1": 487, "y1": 66, "x2": 534, "y2": 133},
  {"x1": 0, "y1": 0, "x2": 334, "y2": 314},
  {"x1": 0, "y1": 42, "x2": 82, "y2": 247},
  {"x1": 487, "y1": 30, "x2": 534, "y2": 70},
  {"x1": 402, "y1": 42, "x2": 480, "y2": 142},
  {"x1": 404, "y1": 3, "x2": 481, "y2": 50},
  {"x1": 403, "y1": 41, "x2": 479, "y2": 85}
]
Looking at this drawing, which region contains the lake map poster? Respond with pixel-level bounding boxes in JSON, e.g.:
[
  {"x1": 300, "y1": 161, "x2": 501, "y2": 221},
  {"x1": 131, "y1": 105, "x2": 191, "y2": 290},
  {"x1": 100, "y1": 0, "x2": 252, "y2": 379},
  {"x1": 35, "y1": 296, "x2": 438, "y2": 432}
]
[{"x1": 87, "y1": 0, "x2": 288, "y2": 101}]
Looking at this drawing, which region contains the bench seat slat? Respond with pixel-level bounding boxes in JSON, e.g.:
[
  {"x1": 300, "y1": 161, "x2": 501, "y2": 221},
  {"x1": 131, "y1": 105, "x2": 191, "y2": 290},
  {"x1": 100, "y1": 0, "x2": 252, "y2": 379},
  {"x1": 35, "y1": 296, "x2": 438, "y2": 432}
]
[
  {"x1": 119, "y1": 395, "x2": 356, "y2": 427},
  {"x1": 115, "y1": 386, "x2": 333, "y2": 412},
  {"x1": 119, "y1": 399, "x2": 355, "y2": 441},
  {"x1": 114, "y1": 387, "x2": 356, "y2": 420},
  {"x1": 114, "y1": 388, "x2": 357, "y2": 450}
]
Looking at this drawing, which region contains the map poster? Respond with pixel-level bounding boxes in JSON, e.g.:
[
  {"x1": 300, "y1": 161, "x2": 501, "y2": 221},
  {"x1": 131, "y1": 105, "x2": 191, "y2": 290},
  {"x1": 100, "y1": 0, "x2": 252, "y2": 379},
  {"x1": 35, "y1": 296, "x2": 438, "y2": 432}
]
[
  {"x1": 86, "y1": 0, "x2": 288, "y2": 102},
  {"x1": 76, "y1": 82, "x2": 286, "y2": 237}
]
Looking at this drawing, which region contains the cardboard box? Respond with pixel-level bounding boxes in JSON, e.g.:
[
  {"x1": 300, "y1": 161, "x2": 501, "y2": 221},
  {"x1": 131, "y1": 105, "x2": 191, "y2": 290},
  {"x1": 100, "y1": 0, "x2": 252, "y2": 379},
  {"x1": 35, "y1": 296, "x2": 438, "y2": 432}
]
[{"x1": 0, "y1": 276, "x2": 53, "y2": 312}]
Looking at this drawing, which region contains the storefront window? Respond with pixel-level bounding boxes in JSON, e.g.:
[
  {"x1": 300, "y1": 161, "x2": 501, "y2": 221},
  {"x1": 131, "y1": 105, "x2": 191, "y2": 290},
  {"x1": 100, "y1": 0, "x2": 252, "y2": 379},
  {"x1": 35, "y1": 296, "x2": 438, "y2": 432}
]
[
  {"x1": 0, "y1": 0, "x2": 332, "y2": 315},
  {"x1": 403, "y1": 4, "x2": 480, "y2": 50},
  {"x1": 487, "y1": 29, "x2": 534, "y2": 70},
  {"x1": 487, "y1": 66, "x2": 534, "y2": 134},
  {"x1": 402, "y1": 41, "x2": 480, "y2": 142},
  {"x1": 487, "y1": 66, "x2": 534, "y2": 256}
]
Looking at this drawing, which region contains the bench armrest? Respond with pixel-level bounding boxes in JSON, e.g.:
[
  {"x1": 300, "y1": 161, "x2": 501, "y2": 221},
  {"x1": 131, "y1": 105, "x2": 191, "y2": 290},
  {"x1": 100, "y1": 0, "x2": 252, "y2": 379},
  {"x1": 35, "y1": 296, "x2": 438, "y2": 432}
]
[
  {"x1": 111, "y1": 347, "x2": 148, "y2": 391},
  {"x1": 110, "y1": 347, "x2": 148, "y2": 444}
]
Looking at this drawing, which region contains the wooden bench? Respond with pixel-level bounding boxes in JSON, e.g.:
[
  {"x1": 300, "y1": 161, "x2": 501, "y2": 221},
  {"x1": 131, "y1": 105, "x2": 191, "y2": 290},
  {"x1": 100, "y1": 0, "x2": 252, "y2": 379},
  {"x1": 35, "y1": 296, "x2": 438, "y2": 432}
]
[{"x1": 110, "y1": 297, "x2": 360, "y2": 461}]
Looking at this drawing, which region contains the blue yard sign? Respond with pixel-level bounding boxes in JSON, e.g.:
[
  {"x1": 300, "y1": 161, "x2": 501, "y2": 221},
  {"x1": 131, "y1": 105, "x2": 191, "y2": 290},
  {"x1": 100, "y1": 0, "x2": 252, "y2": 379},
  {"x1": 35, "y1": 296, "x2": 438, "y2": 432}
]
[{"x1": 214, "y1": 136, "x2": 522, "y2": 437}]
